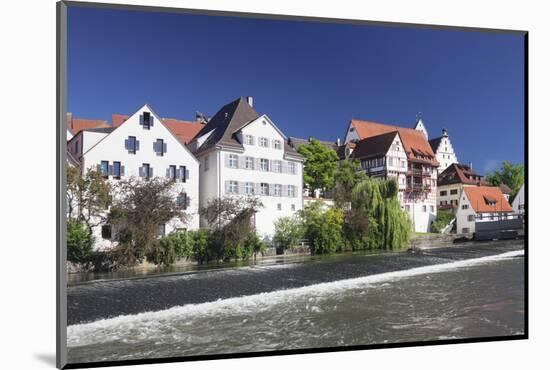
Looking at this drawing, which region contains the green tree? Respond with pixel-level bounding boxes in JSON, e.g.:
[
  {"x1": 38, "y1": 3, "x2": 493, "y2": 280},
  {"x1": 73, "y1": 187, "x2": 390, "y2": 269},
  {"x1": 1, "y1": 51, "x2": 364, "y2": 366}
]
[
  {"x1": 430, "y1": 210, "x2": 455, "y2": 233},
  {"x1": 67, "y1": 219, "x2": 94, "y2": 264},
  {"x1": 108, "y1": 177, "x2": 190, "y2": 267},
  {"x1": 298, "y1": 139, "x2": 339, "y2": 193},
  {"x1": 273, "y1": 216, "x2": 304, "y2": 251},
  {"x1": 300, "y1": 201, "x2": 344, "y2": 254},
  {"x1": 333, "y1": 159, "x2": 367, "y2": 207},
  {"x1": 485, "y1": 161, "x2": 524, "y2": 199}
]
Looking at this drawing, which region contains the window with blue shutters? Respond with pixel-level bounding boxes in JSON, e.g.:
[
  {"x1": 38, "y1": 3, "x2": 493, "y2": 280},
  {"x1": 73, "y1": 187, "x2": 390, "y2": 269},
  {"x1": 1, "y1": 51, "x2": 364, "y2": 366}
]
[
  {"x1": 125, "y1": 136, "x2": 138, "y2": 154},
  {"x1": 179, "y1": 165, "x2": 188, "y2": 183},
  {"x1": 154, "y1": 139, "x2": 167, "y2": 156},
  {"x1": 141, "y1": 112, "x2": 153, "y2": 129},
  {"x1": 101, "y1": 161, "x2": 109, "y2": 178},
  {"x1": 177, "y1": 192, "x2": 189, "y2": 210},
  {"x1": 141, "y1": 163, "x2": 152, "y2": 179},
  {"x1": 113, "y1": 161, "x2": 121, "y2": 179},
  {"x1": 168, "y1": 165, "x2": 177, "y2": 181}
]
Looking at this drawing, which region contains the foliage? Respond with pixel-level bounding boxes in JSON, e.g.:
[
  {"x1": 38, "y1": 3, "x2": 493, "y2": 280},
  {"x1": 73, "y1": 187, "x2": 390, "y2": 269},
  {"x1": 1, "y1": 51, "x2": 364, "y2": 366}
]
[
  {"x1": 199, "y1": 196, "x2": 264, "y2": 262},
  {"x1": 66, "y1": 219, "x2": 94, "y2": 264},
  {"x1": 188, "y1": 229, "x2": 213, "y2": 264},
  {"x1": 300, "y1": 201, "x2": 344, "y2": 254},
  {"x1": 346, "y1": 177, "x2": 411, "y2": 250},
  {"x1": 297, "y1": 139, "x2": 339, "y2": 193},
  {"x1": 430, "y1": 210, "x2": 455, "y2": 233},
  {"x1": 108, "y1": 177, "x2": 190, "y2": 267},
  {"x1": 273, "y1": 216, "x2": 304, "y2": 251},
  {"x1": 485, "y1": 161, "x2": 524, "y2": 199},
  {"x1": 333, "y1": 159, "x2": 367, "y2": 207}
]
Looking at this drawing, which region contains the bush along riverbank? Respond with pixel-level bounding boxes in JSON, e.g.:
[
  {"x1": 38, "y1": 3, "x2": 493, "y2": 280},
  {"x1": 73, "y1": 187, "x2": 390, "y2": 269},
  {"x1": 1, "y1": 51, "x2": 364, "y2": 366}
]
[{"x1": 68, "y1": 168, "x2": 412, "y2": 272}]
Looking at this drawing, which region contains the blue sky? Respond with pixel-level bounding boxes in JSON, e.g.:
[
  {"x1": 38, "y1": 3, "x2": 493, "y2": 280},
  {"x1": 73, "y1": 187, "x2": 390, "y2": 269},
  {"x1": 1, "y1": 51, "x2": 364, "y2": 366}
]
[{"x1": 67, "y1": 6, "x2": 525, "y2": 175}]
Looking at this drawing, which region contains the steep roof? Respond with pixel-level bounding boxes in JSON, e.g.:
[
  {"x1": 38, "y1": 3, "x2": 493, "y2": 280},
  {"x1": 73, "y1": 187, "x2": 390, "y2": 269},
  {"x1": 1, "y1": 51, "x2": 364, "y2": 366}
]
[
  {"x1": 350, "y1": 131, "x2": 398, "y2": 160},
  {"x1": 163, "y1": 118, "x2": 203, "y2": 144},
  {"x1": 463, "y1": 186, "x2": 513, "y2": 213},
  {"x1": 349, "y1": 119, "x2": 438, "y2": 166},
  {"x1": 429, "y1": 136, "x2": 443, "y2": 153},
  {"x1": 112, "y1": 114, "x2": 129, "y2": 127},
  {"x1": 336, "y1": 142, "x2": 356, "y2": 160},
  {"x1": 499, "y1": 183, "x2": 513, "y2": 195},
  {"x1": 68, "y1": 117, "x2": 110, "y2": 134},
  {"x1": 192, "y1": 97, "x2": 301, "y2": 159},
  {"x1": 438, "y1": 163, "x2": 487, "y2": 186},
  {"x1": 81, "y1": 127, "x2": 117, "y2": 134}
]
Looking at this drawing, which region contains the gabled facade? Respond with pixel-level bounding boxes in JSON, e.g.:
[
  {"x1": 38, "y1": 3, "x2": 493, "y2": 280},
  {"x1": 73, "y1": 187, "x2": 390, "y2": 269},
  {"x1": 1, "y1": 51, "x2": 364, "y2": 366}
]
[
  {"x1": 456, "y1": 186, "x2": 513, "y2": 234},
  {"x1": 429, "y1": 129, "x2": 459, "y2": 173},
  {"x1": 437, "y1": 163, "x2": 487, "y2": 212},
  {"x1": 67, "y1": 104, "x2": 200, "y2": 250},
  {"x1": 413, "y1": 117, "x2": 428, "y2": 139},
  {"x1": 344, "y1": 119, "x2": 439, "y2": 232},
  {"x1": 190, "y1": 97, "x2": 304, "y2": 239},
  {"x1": 512, "y1": 184, "x2": 525, "y2": 214}
]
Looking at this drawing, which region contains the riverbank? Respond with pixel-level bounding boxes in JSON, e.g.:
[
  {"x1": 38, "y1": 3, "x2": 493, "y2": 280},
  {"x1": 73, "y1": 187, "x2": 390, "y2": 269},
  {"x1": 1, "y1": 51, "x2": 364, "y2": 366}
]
[{"x1": 67, "y1": 239, "x2": 524, "y2": 326}]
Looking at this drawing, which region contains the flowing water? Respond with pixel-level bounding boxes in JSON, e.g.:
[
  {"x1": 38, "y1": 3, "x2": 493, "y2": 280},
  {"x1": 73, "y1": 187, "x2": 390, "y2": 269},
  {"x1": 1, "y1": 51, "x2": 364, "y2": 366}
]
[{"x1": 66, "y1": 242, "x2": 525, "y2": 364}]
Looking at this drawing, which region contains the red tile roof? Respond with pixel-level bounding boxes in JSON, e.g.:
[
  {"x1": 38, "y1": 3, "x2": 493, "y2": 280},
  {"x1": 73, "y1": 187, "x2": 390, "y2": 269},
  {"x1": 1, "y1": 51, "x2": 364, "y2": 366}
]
[
  {"x1": 350, "y1": 119, "x2": 439, "y2": 166},
  {"x1": 112, "y1": 114, "x2": 129, "y2": 127},
  {"x1": 438, "y1": 163, "x2": 488, "y2": 186},
  {"x1": 68, "y1": 117, "x2": 110, "y2": 133},
  {"x1": 163, "y1": 118, "x2": 204, "y2": 144},
  {"x1": 463, "y1": 186, "x2": 513, "y2": 213}
]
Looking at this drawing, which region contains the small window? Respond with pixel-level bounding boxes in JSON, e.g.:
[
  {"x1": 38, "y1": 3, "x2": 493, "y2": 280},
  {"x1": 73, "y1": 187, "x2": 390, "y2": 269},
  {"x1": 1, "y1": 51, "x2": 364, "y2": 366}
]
[
  {"x1": 154, "y1": 139, "x2": 166, "y2": 156},
  {"x1": 261, "y1": 183, "x2": 269, "y2": 196},
  {"x1": 229, "y1": 181, "x2": 239, "y2": 194},
  {"x1": 142, "y1": 163, "x2": 151, "y2": 179},
  {"x1": 450, "y1": 189, "x2": 458, "y2": 195},
  {"x1": 462, "y1": 228, "x2": 470, "y2": 234},
  {"x1": 288, "y1": 162, "x2": 296, "y2": 174},
  {"x1": 180, "y1": 165, "x2": 187, "y2": 182},
  {"x1": 142, "y1": 112, "x2": 151, "y2": 129},
  {"x1": 422, "y1": 205, "x2": 427, "y2": 212},
  {"x1": 287, "y1": 185, "x2": 295, "y2": 197},
  {"x1": 168, "y1": 165, "x2": 177, "y2": 180},
  {"x1": 440, "y1": 190, "x2": 447, "y2": 196},
  {"x1": 204, "y1": 155, "x2": 209, "y2": 171},
  {"x1": 245, "y1": 135, "x2": 254, "y2": 145},
  {"x1": 260, "y1": 158, "x2": 269, "y2": 171},
  {"x1": 273, "y1": 160, "x2": 282, "y2": 173},
  {"x1": 274, "y1": 184, "x2": 282, "y2": 196},
  {"x1": 259, "y1": 137, "x2": 269, "y2": 147},
  {"x1": 277, "y1": 203, "x2": 282, "y2": 211},
  {"x1": 462, "y1": 204, "x2": 469, "y2": 210},
  {"x1": 113, "y1": 161, "x2": 121, "y2": 179},
  {"x1": 430, "y1": 205, "x2": 434, "y2": 212},
  {"x1": 273, "y1": 140, "x2": 282, "y2": 150},
  {"x1": 245, "y1": 156, "x2": 254, "y2": 170},
  {"x1": 157, "y1": 224, "x2": 166, "y2": 237},
  {"x1": 229, "y1": 154, "x2": 238, "y2": 168},
  {"x1": 245, "y1": 182, "x2": 255, "y2": 195},
  {"x1": 101, "y1": 161, "x2": 109, "y2": 178},
  {"x1": 291, "y1": 204, "x2": 296, "y2": 211},
  {"x1": 468, "y1": 215, "x2": 475, "y2": 222},
  {"x1": 177, "y1": 192, "x2": 188, "y2": 209},
  {"x1": 101, "y1": 225, "x2": 112, "y2": 239}
]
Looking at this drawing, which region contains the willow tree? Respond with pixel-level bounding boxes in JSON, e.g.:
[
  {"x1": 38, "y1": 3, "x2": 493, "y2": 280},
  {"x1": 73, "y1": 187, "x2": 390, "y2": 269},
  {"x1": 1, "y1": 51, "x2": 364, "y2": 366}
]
[{"x1": 347, "y1": 177, "x2": 411, "y2": 250}]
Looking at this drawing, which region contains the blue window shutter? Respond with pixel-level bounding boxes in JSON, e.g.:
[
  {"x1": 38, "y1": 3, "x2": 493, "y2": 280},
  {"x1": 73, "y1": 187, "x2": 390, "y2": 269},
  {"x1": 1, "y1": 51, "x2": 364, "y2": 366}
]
[
  {"x1": 136, "y1": 140, "x2": 140, "y2": 151},
  {"x1": 175, "y1": 168, "x2": 181, "y2": 181},
  {"x1": 138, "y1": 166, "x2": 143, "y2": 177},
  {"x1": 163, "y1": 142, "x2": 167, "y2": 154},
  {"x1": 149, "y1": 167, "x2": 154, "y2": 178},
  {"x1": 186, "y1": 196, "x2": 191, "y2": 209},
  {"x1": 153, "y1": 141, "x2": 158, "y2": 153},
  {"x1": 124, "y1": 139, "x2": 129, "y2": 150},
  {"x1": 108, "y1": 165, "x2": 113, "y2": 176},
  {"x1": 121, "y1": 165, "x2": 125, "y2": 177},
  {"x1": 139, "y1": 114, "x2": 144, "y2": 126},
  {"x1": 225, "y1": 180, "x2": 230, "y2": 193},
  {"x1": 185, "y1": 169, "x2": 190, "y2": 181},
  {"x1": 150, "y1": 116, "x2": 154, "y2": 127}
]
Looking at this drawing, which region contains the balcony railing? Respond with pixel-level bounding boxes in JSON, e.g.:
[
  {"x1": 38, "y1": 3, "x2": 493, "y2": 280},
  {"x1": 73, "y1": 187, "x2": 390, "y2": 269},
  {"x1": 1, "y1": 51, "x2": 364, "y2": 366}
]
[
  {"x1": 408, "y1": 168, "x2": 432, "y2": 176},
  {"x1": 405, "y1": 183, "x2": 431, "y2": 192}
]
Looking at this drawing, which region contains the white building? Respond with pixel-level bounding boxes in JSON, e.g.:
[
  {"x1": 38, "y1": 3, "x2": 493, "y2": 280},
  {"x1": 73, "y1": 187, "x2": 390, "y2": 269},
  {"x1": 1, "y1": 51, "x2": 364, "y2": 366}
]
[
  {"x1": 428, "y1": 128, "x2": 459, "y2": 173},
  {"x1": 343, "y1": 119, "x2": 438, "y2": 232},
  {"x1": 512, "y1": 184, "x2": 525, "y2": 214},
  {"x1": 437, "y1": 163, "x2": 487, "y2": 213},
  {"x1": 456, "y1": 186, "x2": 513, "y2": 234},
  {"x1": 189, "y1": 97, "x2": 304, "y2": 239},
  {"x1": 67, "y1": 104, "x2": 200, "y2": 250}
]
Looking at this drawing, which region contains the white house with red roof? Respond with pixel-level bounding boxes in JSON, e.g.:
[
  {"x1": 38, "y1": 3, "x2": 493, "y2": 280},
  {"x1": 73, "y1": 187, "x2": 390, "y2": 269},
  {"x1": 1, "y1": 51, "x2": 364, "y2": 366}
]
[
  {"x1": 456, "y1": 186, "x2": 514, "y2": 234},
  {"x1": 344, "y1": 118, "x2": 439, "y2": 232},
  {"x1": 189, "y1": 97, "x2": 304, "y2": 239},
  {"x1": 67, "y1": 104, "x2": 200, "y2": 251}
]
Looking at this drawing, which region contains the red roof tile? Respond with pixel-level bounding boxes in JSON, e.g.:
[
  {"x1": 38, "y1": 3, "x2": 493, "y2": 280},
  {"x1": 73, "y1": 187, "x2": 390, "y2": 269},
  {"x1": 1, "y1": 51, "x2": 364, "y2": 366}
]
[
  {"x1": 463, "y1": 186, "x2": 513, "y2": 213},
  {"x1": 350, "y1": 119, "x2": 439, "y2": 166},
  {"x1": 163, "y1": 118, "x2": 204, "y2": 144},
  {"x1": 112, "y1": 114, "x2": 129, "y2": 127},
  {"x1": 68, "y1": 117, "x2": 110, "y2": 133}
]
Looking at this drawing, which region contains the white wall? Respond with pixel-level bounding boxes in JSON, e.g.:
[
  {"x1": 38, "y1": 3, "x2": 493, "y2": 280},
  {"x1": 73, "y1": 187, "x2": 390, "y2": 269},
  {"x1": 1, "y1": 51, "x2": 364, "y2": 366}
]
[
  {"x1": 512, "y1": 184, "x2": 525, "y2": 214},
  {"x1": 434, "y1": 135, "x2": 459, "y2": 173},
  {"x1": 81, "y1": 105, "x2": 200, "y2": 250}
]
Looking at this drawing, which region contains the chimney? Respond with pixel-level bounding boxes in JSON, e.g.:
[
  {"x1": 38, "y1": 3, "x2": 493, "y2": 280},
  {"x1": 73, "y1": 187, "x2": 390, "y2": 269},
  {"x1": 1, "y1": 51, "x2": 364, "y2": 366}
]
[
  {"x1": 469, "y1": 161, "x2": 473, "y2": 170},
  {"x1": 246, "y1": 96, "x2": 254, "y2": 107}
]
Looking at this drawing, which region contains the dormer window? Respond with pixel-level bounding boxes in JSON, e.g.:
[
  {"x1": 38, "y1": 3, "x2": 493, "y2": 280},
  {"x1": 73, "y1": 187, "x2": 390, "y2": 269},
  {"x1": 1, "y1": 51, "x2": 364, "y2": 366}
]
[
  {"x1": 483, "y1": 196, "x2": 497, "y2": 207},
  {"x1": 141, "y1": 112, "x2": 153, "y2": 129},
  {"x1": 154, "y1": 139, "x2": 167, "y2": 156}
]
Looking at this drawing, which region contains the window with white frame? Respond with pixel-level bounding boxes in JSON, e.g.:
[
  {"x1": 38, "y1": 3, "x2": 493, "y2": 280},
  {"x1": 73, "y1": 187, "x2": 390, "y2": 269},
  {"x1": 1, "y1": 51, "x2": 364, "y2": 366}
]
[
  {"x1": 245, "y1": 156, "x2": 254, "y2": 170},
  {"x1": 260, "y1": 158, "x2": 269, "y2": 171},
  {"x1": 260, "y1": 183, "x2": 269, "y2": 196},
  {"x1": 287, "y1": 185, "x2": 295, "y2": 197},
  {"x1": 228, "y1": 181, "x2": 238, "y2": 194},
  {"x1": 273, "y1": 139, "x2": 282, "y2": 150},
  {"x1": 288, "y1": 161, "x2": 296, "y2": 174},
  {"x1": 259, "y1": 137, "x2": 269, "y2": 147},
  {"x1": 273, "y1": 160, "x2": 282, "y2": 173},
  {"x1": 245, "y1": 135, "x2": 254, "y2": 145},
  {"x1": 274, "y1": 184, "x2": 282, "y2": 196},
  {"x1": 245, "y1": 182, "x2": 255, "y2": 195},
  {"x1": 229, "y1": 154, "x2": 238, "y2": 168},
  {"x1": 277, "y1": 203, "x2": 282, "y2": 211},
  {"x1": 462, "y1": 204, "x2": 469, "y2": 210}
]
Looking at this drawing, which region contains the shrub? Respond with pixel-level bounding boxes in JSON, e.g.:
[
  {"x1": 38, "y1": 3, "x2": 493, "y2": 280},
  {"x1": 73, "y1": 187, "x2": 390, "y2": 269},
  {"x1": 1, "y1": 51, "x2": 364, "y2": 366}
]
[
  {"x1": 300, "y1": 202, "x2": 344, "y2": 254},
  {"x1": 273, "y1": 216, "x2": 304, "y2": 251},
  {"x1": 67, "y1": 219, "x2": 94, "y2": 264},
  {"x1": 430, "y1": 210, "x2": 455, "y2": 233},
  {"x1": 189, "y1": 229, "x2": 215, "y2": 264}
]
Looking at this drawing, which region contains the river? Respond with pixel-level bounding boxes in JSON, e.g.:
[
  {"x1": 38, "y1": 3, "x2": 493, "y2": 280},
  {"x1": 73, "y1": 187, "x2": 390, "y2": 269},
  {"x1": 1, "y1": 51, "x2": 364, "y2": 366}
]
[{"x1": 66, "y1": 240, "x2": 525, "y2": 364}]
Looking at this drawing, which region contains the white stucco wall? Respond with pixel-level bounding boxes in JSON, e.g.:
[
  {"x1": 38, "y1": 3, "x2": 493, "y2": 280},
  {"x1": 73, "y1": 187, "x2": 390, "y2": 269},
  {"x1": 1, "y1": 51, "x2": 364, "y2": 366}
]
[
  {"x1": 512, "y1": 184, "x2": 525, "y2": 214},
  {"x1": 434, "y1": 135, "x2": 458, "y2": 173},
  {"x1": 80, "y1": 105, "x2": 200, "y2": 251}
]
